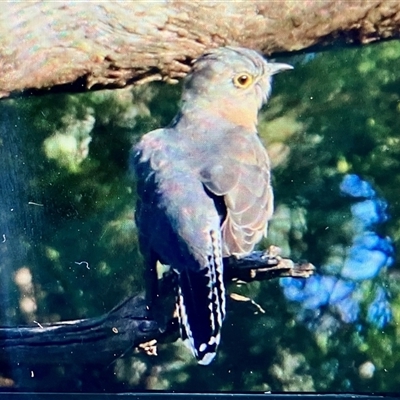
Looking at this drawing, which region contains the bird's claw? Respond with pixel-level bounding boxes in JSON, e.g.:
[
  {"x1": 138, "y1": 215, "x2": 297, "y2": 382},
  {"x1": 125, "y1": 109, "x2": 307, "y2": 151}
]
[
  {"x1": 258, "y1": 245, "x2": 316, "y2": 279},
  {"x1": 138, "y1": 339, "x2": 158, "y2": 357}
]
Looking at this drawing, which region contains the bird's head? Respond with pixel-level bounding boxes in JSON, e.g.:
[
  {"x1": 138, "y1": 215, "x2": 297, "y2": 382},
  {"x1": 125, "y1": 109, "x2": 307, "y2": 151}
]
[{"x1": 180, "y1": 47, "x2": 292, "y2": 130}]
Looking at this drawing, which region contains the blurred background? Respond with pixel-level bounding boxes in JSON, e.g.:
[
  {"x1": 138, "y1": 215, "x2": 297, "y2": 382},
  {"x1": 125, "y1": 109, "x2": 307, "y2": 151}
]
[{"x1": 0, "y1": 40, "x2": 399, "y2": 392}]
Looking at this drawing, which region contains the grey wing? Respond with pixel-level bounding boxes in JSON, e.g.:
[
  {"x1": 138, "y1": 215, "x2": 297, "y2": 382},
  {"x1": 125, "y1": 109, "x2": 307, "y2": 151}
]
[{"x1": 200, "y1": 133, "x2": 273, "y2": 257}]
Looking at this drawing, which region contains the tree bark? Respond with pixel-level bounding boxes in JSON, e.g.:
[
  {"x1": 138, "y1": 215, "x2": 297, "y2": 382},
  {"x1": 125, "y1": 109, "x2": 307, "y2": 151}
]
[{"x1": 1, "y1": 1, "x2": 399, "y2": 98}]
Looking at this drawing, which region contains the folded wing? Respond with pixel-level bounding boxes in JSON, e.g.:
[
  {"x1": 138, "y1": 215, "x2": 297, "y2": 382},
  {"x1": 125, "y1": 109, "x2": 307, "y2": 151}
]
[{"x1": 200, "y1": 132, "x2": 273, "y2": 257}]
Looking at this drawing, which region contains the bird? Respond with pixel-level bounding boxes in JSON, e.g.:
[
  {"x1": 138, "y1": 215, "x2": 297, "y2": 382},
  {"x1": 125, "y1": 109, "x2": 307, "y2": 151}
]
[{"x1": 131, "y1": 46, "x2": 292, "y2": 365}]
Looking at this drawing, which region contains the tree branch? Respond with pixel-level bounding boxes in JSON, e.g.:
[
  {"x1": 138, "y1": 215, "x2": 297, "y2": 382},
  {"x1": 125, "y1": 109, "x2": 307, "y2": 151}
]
[
  {"x1": 0, "y1": 247, "x2": 314, "y2": 366},
  {"x1": 1, "y1": 1, "x2": 399, "y2": 98}
]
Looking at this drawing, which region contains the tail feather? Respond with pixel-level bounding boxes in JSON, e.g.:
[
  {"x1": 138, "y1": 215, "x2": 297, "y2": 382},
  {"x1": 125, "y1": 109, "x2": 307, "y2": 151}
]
[{"x1": 177, "y1": 230, "x2": 226, "y2": 365}]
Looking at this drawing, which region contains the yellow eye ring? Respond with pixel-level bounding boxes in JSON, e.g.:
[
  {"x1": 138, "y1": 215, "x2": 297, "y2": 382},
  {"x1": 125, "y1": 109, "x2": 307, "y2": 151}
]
[{"x1": 233, "y1": 73, "x2": 253, "y2": 88}]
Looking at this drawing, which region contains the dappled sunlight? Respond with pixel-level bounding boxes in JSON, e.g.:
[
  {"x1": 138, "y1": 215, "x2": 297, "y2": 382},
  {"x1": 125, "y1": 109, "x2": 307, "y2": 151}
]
[{"x1": 0, "y1": 40, "x2": 399, "y2": 392}]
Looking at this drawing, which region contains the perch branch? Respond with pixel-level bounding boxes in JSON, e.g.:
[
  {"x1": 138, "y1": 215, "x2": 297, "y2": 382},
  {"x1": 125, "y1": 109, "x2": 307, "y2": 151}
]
[{"x1": 0, "y1": 247, "x2": 314, "y2": 366}]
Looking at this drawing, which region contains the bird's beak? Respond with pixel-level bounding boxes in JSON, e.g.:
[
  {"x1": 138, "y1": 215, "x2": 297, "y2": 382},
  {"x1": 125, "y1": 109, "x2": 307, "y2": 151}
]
[{"x1": 268, "y1": 62, "x2": 293, "y2": 75}]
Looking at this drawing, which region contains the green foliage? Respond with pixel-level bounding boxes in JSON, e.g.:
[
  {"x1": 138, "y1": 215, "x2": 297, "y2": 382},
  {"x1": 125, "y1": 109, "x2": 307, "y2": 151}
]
[{"x1": 0, "y1": 40, "x2": 399, "y2": 392}]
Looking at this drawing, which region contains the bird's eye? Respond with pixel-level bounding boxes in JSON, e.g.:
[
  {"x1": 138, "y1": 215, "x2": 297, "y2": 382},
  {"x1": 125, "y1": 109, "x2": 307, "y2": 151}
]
[{"x1": 233, "y1": 73, "x2": 253, "y2": 88}]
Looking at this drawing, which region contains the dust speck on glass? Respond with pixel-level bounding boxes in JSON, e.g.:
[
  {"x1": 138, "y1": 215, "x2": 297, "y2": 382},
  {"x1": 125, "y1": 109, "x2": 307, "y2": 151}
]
[{"x1": 0, "y1": 40, "x2": 399, "y2": 393}]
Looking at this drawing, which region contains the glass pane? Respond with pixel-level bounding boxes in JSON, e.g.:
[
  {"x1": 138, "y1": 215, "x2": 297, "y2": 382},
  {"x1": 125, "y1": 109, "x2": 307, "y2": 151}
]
[{"x1": 0, "y1": 40, "x2": 398, "y2": 394}]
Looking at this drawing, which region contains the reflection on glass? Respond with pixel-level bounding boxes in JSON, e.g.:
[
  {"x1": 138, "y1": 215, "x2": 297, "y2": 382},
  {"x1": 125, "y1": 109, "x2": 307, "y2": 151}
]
[
  {"x1": 281, "y1": 174, "x2": 393, "y2": 330},
  {"x1": 0, "y1": 39, "x2": 399, "y2": 393}
]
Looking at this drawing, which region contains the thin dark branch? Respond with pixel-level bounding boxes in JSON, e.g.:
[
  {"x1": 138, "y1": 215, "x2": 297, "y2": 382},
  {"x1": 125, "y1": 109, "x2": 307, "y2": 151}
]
[{"x1": 0, "y1": 247, "x2": 314, "y2": 366}]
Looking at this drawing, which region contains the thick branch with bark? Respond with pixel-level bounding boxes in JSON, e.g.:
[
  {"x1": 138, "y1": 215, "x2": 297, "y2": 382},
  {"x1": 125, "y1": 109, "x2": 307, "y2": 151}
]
[
  {"x1": 0, "y1": 248, "x2": 314, "y2": 366},
  {"x1": 1, "y1": 1, "x2": 400, "y2": 98}
]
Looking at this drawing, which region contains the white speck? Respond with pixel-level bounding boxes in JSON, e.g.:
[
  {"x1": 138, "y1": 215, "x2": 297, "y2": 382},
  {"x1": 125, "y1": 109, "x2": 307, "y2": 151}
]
[
  {"x1": 75, "y1": 261, "x2": 90, "y2": 270},
  {"x1": 33, "y1": 321, "x2": 43, "y2": 329},
  {"x1": 208, "y1": 335, "x2": 219, "y2": 346},
  {"x1": 30, "y1": 371, "x2": 34, "y2": 378},
  {"x1": 198, "y1": 351, "x2": 216, "y2": 366},
  {"x1": 28, "y1": 202, "x2": 44, "y2": 207},
  {"x1": 2, "y1": 234, "x2": 5, "y2": 243}
]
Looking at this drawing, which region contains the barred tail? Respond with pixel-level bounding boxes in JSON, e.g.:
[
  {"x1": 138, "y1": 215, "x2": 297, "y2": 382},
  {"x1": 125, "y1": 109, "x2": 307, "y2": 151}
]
[{"x1": 177, "y1": 230, "x2": 226, "y2": 365}]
